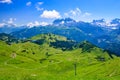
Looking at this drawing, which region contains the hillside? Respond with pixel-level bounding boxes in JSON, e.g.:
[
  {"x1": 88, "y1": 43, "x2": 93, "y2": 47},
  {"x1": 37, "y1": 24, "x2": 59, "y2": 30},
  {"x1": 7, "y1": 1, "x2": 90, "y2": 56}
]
[
  {"x1": 30, "y1": 33, "x2": 67, "y2": 42},
  {"x1": 29, "y1": 33, "x2": 76, "y2": 50},
  {"x1": 0, "y1": 33, "x2": 18, "y2": 44},
  {"x1": 0, "y1": 34, "x2": 120, "y2": 80}
]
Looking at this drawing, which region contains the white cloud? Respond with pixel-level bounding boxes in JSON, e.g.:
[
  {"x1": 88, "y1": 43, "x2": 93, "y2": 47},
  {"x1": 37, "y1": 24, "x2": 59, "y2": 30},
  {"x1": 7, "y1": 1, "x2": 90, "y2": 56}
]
[
  {"x1": 35, "y1": 2, "x2": 44, "y2": 11},
  {"x1": 70, "y1": 8, "x2": 81, "y2": 16},
  {"x1": 111, "y1": 27, "x2": 117, "y2": 30},
  {"x1": 0, "y1": 23, "x2": 5, "y2": 27},
  {"x1": 82, "y1": 12, "x2": 91, "y2": 17},
  {"x1": 27, "y1": 21, "x2": 48, "y2": 27},
  {"x1": 0, "y1": 18, "x2": 17, "y2": 27},
  {"x1": 64, "y1": 8, "x2": 81, "y2": 19},
  {"x1": 0, "y1": 0, "x2": 12, "y2": 4},
  {"x1": 7, "y1": 18, "x2": 13, "y2": 24},
  {"x1": 39, "y1": 22, "x2": 48, "y2": 26},
  {"x1": 7, "y1": 18, "x2": 16, "y2": 24},
  {"x1": 36, "y1": 6, "x2": 43, "y2": 11},
  {"x1": 41, "y1": 10, "x2": 61, "y2": 19},
  {"x1": 64, "y1": 8, "x2": 91, "y2": 21},
  {"x1": 38, "y1": 2, "x2": 43, "y2": 5},
  {"x1": 26, "y1": 2, "x2": 31, "y2": 6},
  {"x1": 27, "y1": 22, "x2": 33, "y2": 27}
]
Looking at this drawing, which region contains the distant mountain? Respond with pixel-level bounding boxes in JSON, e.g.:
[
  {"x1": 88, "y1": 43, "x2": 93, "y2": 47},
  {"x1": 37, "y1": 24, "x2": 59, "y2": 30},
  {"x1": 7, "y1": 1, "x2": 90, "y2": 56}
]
[
  {"x1": 92, "y1": 19, "x2": 106, "y2": 26},
  {"x1": 53, "y1": 18, "x2": 76, "y2": 26},
  {"x1": 110, "y1": 18, "x2": 120, "y2": 25},
  {"x1": 92, "y1": 18, "x2": 120, "y2": 30},
  {"x1": 11, "y1": 18, "x2": 107, "y2": 41},
  {"x1": 11, "y1": 26, "x2": 88, "y2": 42},
  {"x1": 102, "y1": 27, "x2": 120, "y2": 55},
  {"x1": 0, "y1": 25, "x2": 26, "y2": 34}
]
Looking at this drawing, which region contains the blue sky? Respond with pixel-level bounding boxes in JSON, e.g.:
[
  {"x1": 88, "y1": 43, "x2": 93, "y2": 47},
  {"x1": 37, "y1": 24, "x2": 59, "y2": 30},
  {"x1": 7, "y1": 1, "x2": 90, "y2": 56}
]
[{"x1": 0, "y1": 0, "x2": 120, "y2": 26}]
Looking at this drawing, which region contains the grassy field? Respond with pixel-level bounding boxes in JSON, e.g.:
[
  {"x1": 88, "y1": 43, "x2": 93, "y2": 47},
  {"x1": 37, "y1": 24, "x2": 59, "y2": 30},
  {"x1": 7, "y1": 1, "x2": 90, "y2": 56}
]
[{"x1": 0, "y1": 34, "x2": 120, "y2": 80}]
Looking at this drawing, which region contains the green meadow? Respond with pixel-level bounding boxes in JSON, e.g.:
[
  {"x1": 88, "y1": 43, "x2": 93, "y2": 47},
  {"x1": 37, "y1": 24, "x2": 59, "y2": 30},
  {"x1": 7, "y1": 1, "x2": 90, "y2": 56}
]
[{"x1": 0, "y1": 34, "x2": 120, "y2": 80}]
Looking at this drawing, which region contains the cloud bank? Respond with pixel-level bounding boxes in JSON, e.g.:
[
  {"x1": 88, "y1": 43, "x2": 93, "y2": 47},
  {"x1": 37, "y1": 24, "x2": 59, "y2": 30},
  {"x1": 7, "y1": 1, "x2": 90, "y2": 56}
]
[
  {"x1": 41, "y1": 10, "x2": 61, "y2": 19},
  {"x1": 27, "y1": 21, "x2": 48, "y2": 27},
  {"x1": 0, "y1": 0, "x2": 12, "y2": 4}
]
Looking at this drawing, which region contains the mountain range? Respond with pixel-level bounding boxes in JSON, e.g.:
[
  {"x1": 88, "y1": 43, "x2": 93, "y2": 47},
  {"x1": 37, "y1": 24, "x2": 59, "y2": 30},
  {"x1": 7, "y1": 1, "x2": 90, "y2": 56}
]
[{"x1": 0, "y1": 18, "x2": 120, "y2": 55}]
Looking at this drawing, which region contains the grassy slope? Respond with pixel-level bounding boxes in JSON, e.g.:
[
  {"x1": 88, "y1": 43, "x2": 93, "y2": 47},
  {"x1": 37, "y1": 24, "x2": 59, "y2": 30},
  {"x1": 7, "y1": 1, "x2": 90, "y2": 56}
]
[
  {"x1": 30, "y1": 33, "x2": 67, "y2": 42},
  {"x1": 0, "y1": 34, "x2": 120, "y2": 80}
]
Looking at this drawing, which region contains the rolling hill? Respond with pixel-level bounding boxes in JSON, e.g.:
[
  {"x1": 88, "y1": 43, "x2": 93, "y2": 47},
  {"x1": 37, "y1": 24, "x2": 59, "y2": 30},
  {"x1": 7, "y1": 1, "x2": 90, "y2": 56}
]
[{"x1": 0, "y1": 33, "x2": 120, "y2": 80}]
